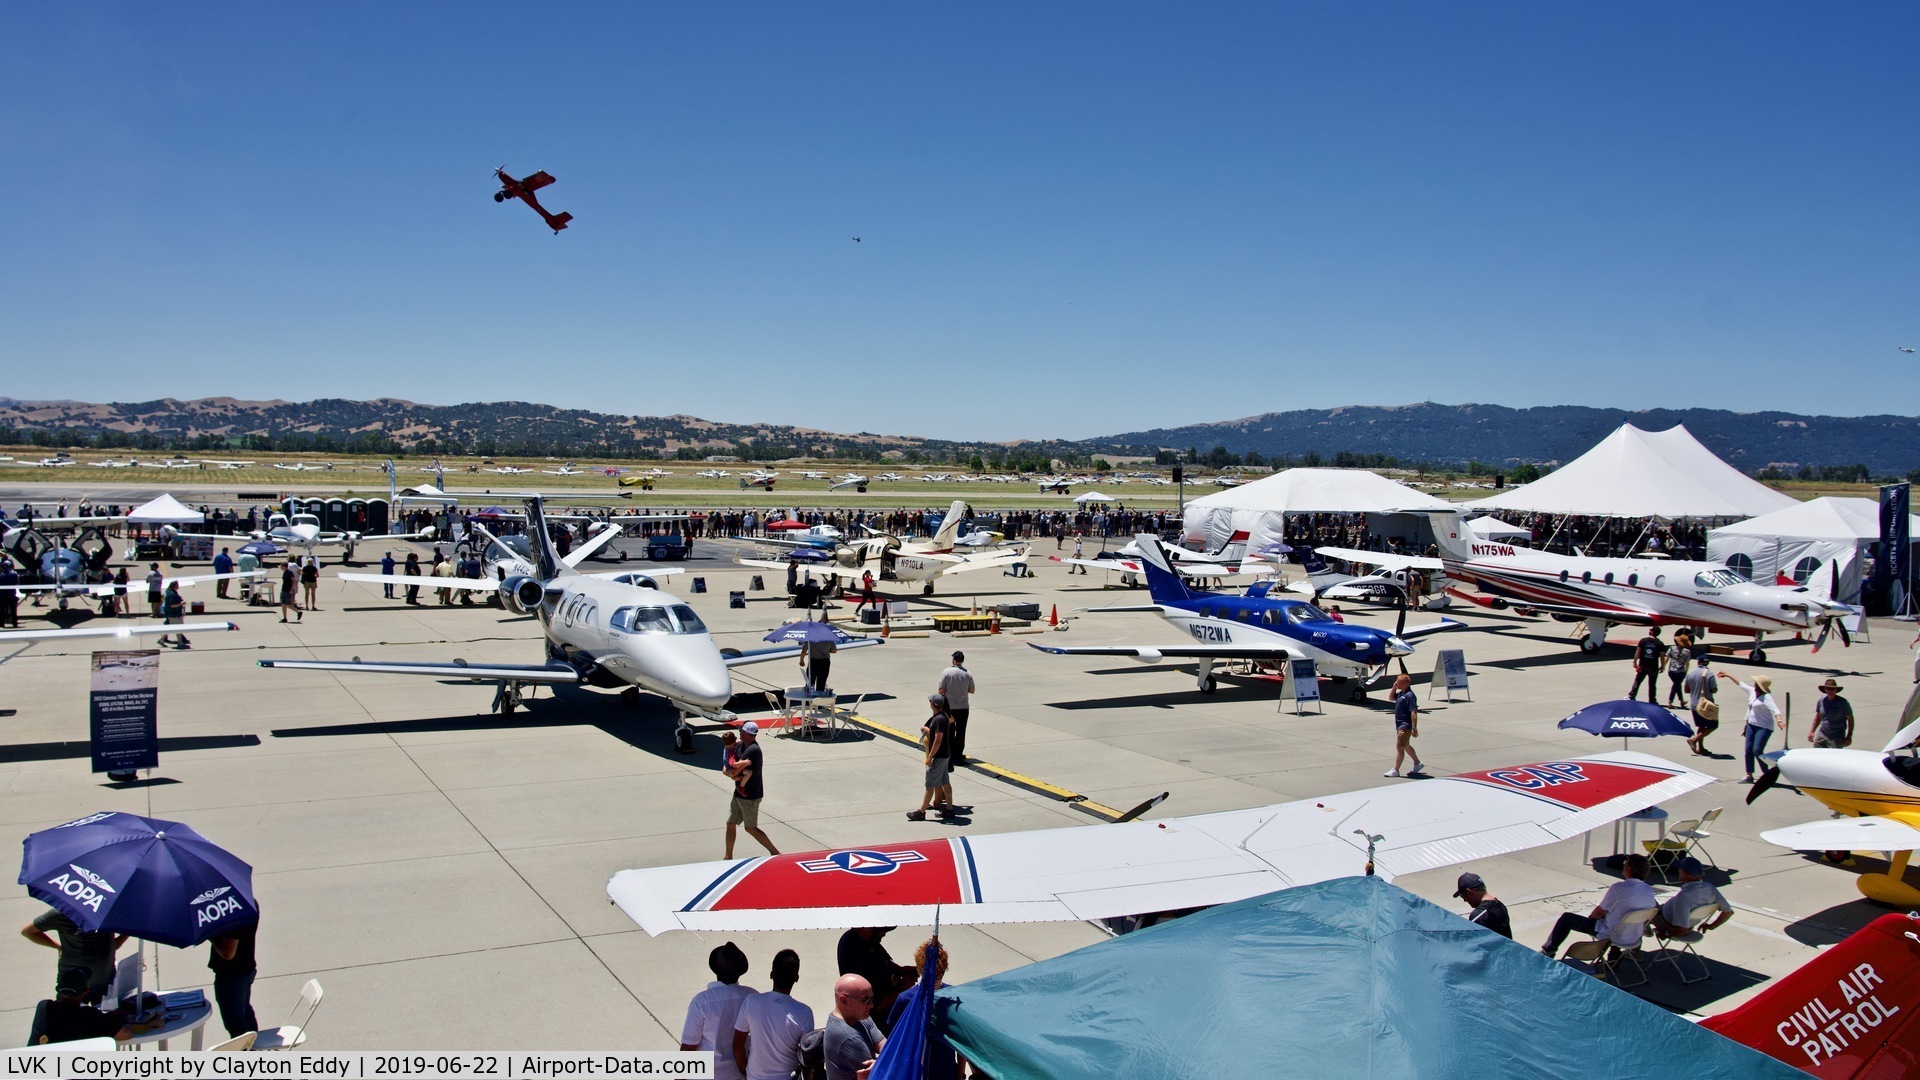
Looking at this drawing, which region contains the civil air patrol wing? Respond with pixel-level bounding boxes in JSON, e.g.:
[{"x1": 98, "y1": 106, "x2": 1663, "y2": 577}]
[
  {"x1": 0, "y1": 621, "x2": 240, "y2": 644},
  {"x1": 607, "y1": 751, "x2": 1711, "y2": 934}
]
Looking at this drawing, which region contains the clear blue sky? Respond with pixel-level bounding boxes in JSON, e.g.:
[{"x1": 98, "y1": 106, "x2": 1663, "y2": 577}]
[{"x1": 2, "y1": 3, "x2": 1914, "y2": 441}]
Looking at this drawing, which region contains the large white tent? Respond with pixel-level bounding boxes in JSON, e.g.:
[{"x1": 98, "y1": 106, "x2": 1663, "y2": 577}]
[
  {"x1": 1182, "y1": 468, "x2": 1453, "y2": 552},
  {"x1": 126, "y1": 494, "x2": 203, "y2": 524},
  {"x1": 1707, "y1": 497, "x2": 1920, "y2": 605},
  {"x1": 1469, "y1": 424, "x2": 1798, "y2": 520}
]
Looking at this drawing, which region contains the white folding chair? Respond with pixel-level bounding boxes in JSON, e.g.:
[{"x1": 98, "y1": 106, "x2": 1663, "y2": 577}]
[
  {"x1": 1669, "y1": 808, "x2": 1723, "y2": 869},
  {"x1": 1652, "y1": 903, "x2": 1724, "y2": 985},
  {"x1": 1597, "y1": 908, "x2": 1657, "y2": 989},
  {"x1": 209, "y1": 1032, "x2": 257, "y2": 1051},
  {"x1": 252, "y1": 979, "x2": 323, "y2": 1050},
  {"x1": 825, "y1": 693, "x2": 866, "y2": 740}
]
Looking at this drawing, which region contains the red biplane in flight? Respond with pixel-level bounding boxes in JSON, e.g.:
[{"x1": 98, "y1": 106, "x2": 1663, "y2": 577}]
[{"x1": 492, "y1": 166, "x2": 573, "y2": 233}]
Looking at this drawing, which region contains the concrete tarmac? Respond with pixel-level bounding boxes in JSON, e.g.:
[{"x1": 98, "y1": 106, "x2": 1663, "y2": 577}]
[{"x1": 2, "y1": 527, "x2": 1917, "y2": 1049}]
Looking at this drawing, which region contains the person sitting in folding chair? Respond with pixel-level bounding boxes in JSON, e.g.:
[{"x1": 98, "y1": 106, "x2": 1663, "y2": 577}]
[
  {"x1": 1651, "y1": 858, "x2": 1733, "y2": 937},
  {"x1": 1540, "y1": 853, "x2": 1658, "y2": 959}
]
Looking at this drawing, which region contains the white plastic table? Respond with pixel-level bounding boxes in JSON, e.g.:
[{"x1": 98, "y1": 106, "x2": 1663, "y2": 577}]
[{"x1": 1582, "y1": 806, "x2": 1669, "y2": 863}]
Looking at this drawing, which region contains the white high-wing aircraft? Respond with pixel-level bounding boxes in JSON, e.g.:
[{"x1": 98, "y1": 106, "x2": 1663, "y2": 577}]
[
  {"x1": 1051, "y1": 531, "x2": 1274, "y2": 583},
  {"x1": 740, "y1": 470, "x2": 778, "y2": 490},
  {"x1": 543, "y1": 463, "x2": 584, "y2": 476},
  {"x1": 608, "y1": 749, "x2": 1711, "y2": 933},
  {"x1": 796, "y1": 471, "x2": 828, "y2": 481},
  {"x1": 1036, "y1": 476, "x2": 1073, "y2": 493},
  {"x1": 488, "y1": 465, "x2": 534, "y2": 475},
  {"x1": 1, "y1": 621, "x2": 242, "y2": 646},
  {"x1": 696, "y1": 469, "x2": 731, "y2": 479},
  {"x1": 1285, "y1": 547, "x2": 1448, "y2": 606},
  {"x1": 874, "y1": 472, "x2": 903, "y2": 483},
  {"x1": 271, "y1": 461, "x2": 335, "y2": 472},
  {"x1": 202, "y1": 459, "x2": 255, "y2": 470},
  {"x1": 168, "y1": 511, "x2": 431, "y2": 558},
  {"x1": 828, "y1": 474, "x2": 869, "y2": 492},
  {"x1": 34, "y1": 457, "x2": 77, "y2": 467},
  {"x1": 268, "y1": 498, "x2": 878, "y2": 749},
  {"x1": 1423, "y1": 512, "x2": 1856, "y2": 660}
]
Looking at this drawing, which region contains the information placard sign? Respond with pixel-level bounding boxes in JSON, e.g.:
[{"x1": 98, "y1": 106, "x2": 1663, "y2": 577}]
[
  {"x1": 1430, "y1": 649, "x2": 1471, "y2": 701},
  {"x1": 89, "y1": 650, "x2": 159, "y2": 774}
]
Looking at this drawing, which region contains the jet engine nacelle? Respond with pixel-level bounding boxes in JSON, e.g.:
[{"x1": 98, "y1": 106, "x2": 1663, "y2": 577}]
[
  {"x1": 502, "y1": 575, "x2": 546, "y2": 615},
  {"x1": 1129, "y1": 648, "x2": 1164, "y2": 664}
]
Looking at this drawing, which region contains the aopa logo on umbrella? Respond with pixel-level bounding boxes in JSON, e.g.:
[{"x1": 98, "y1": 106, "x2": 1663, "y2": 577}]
[
  {"x1": 1614, "y1": 721, "x2": 1653, "y2": 731},
  {"x1": 46, "y1": 863, "x2": 117, "y2": 911},
  {"x1": 193, "y1": 886, "x2": 243, "y2": 928}
]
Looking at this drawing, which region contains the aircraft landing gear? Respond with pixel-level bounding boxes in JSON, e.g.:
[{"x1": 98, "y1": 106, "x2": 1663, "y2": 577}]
[
  {"x1": 673, "y1": 717, "x2": 695, "y2": 754},
  {"x1": 1578, "y1": 618, "x2": 1608, "y2": 654},
  {"x1": 621, "y1": 686, "x2": 641, "y2": 706},
  {"x1": 492, "y1": 680, "x2": 526, "y2": 715},
  {"x1": 493, "y1": 191, "x2": 506, "y2": 203},
  {"x1": 1579, "y1": 638, "x2": 1600, "y2": 654},
  {"x1": 922, "y1": 583, "x2": 934, "y2": 595},
  {"x1": 1196, "y1": 659, "x2": 1217, "y2": 695},
  {"x1": 1349, "y1": 683, "x2": 1368, "y2": 704}
]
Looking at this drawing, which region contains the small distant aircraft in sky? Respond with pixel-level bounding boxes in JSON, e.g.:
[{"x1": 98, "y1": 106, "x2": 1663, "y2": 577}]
[
  {"x1": 1902, "y1": 346, "x2": 1916, "y2": 354},
  {"x1": 493, "y1": 166, "x2": 573, "y2": 234}
]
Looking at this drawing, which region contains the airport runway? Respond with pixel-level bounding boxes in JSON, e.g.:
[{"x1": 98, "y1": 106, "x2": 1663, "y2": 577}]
[{"x1": 2, "y1": 527, "x2": 1916, "y2": 1048}]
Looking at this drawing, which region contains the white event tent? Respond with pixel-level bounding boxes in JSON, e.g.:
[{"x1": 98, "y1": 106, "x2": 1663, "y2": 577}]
[
  {"x1": 1182, "y1": 468, "x2": 1453, "y2": 553},
  {"x1": 1707, "y1": 497, "x2": 1920, "y2": 605},
  {"x1": 1073, "y1": 491, "x2": 1115, "y2": 505},
  {"x1": 125, "y1": 493, "x2": 204, "y2": 524},
  {"x1": 1469, "y1": 424, "x2": 1797, "y2": 520}
]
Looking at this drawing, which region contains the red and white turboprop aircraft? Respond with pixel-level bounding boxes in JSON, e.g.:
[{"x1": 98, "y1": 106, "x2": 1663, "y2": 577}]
[
  {"x1": 1423, "y1": 512, "x2": 1856, "y2": 661},
  {"x1": 608, "y1": 750, "x2": 1709, "y2": 934}
]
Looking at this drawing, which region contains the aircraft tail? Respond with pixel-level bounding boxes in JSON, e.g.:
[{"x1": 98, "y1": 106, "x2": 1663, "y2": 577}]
[
  {"x1": 548, "y1": 211, "x2": 573, "y2": 232},
  {"x1": 1133, "y1": 534, "x2": 1197, "y2": 605},
  {"x1": 522, "y1": 497, "x2": 569, "y2": 579},
  {"x1": 1424, "y1": 511, "x2": 1474, "y2": 567},
  {"x1": 1299, "y1": 548, "x2": 1348, "y2": 592},
  {"x1": 1700, "y1": 911, "x2": 1920, "y2": 1077},
  {"x1": 930, "y1": 500, "x2": 967, "y2": 549},
  {"x1": 1211, "y1": 529, "x2": 1251, "y2": 562}
]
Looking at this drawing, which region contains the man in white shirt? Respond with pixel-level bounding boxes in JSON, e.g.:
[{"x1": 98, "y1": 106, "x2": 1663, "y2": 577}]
[
  {"x1": 1539, "y1": 854, "x2": 1658, "y2": 958},
  {"x1": 1652, "y1": 858, "x2": 1735, "y2": 936},
  {"x1": 680, "y1": 943, "x2": 757, "y2": 1080},
  {"x1": 936, "y1": 651, "x2": 976, "y2": 760},
  {"x1": 734, "y1": 949, "x2": 814, "y2": 1080}
]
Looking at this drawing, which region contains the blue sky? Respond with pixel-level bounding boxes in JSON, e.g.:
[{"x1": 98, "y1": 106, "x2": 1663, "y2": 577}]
[{"x1": 2, "y1": 3, "x2": 1914, "y2": 441}]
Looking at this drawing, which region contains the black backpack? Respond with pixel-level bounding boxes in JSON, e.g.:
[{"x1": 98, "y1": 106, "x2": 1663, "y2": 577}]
[{"x1": 790, "y1": 1027, "x2": 826, "y2": 1080}]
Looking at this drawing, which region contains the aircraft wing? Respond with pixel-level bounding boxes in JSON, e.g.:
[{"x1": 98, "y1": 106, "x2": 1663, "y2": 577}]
[
  {"x1": 258, "y1": 658, "x2": 585, "y2": 683},
  {"x1": 583, "y1": 568, "x2": 684, "y2": 582},
  {"x1": 337, "y1": 573, "x2": 501, "y2": 592},
  {"x1": 734, "y1": 557, "x2": 854, "y2": 575},
  {"x1": 1313, "y1": 547, "x2": 1446, "y2": 572},
  {"x1": 1028, "y1": 641, "x2": 1296, "y2": 662},
  {"x1": 165, "y1": 571, "x2": 267, "y2": 590},
  {"x1": 721, "y1": 638, "x2": 881, "y2": 668},
  {"x1": 934, "y1": 551, "x2": 1029, "y2": 577},
  {"x1": 0, "y1": 621, "x2": 240, "y2": 644},
  {"x1": 1398, "y1": 618, "x2": 1466, "y2": 641},
  {"x1": 608, "y1": 751, "x2": 1711, "y2": 934},
  {"x1": 1051, "y1": 555, "x2": 1268, "y2": 580},
  {"x1": 522, "y1": 170, "x2": 556, "y2": 191},
  {"x1": 561, "y1": 524, "x2": 623, "y2": 567},
  {"x1": 1760, "y1": 815, "x2": 1920, "y2": 853}
]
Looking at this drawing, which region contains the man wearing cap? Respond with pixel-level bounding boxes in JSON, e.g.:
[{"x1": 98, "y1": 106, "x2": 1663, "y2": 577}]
[
  {"x1": 681, "y1": 942, "x2": 759, "y2": 1080},
  {"x1": 1683, "y1": 656, "x2": 1719, "y2": 757},
  {"x1": 1652, "y1": 857, "x2": 1734, "y2": 937},
  {"x1": 937, "y1": 652, "x2": 975, "y2": 761},
  {"x1": 724, "y1": 723, "x2": 779, "y2": 859},
  {"x1": 1452, "y1": 872, "x2": 1511, "y2": 939},
  {"x1": 1540, "y1": 853, "x2": 1657, "y2": 959},
  {"x1": 1809, "y1": 678, "x2": 1855, "y2": 749}
]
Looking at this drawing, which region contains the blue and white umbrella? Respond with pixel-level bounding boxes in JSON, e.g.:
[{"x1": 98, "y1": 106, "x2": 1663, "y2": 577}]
[
  {"x1": 1557, "y1": 699, "x2": 1693, "y2": 748},
  {"x1": 18, "y1": 812, "x2": 257, "y2": 948},
  {"x1": 763, "y1": 619, "x2": 861, "y2": 645}
]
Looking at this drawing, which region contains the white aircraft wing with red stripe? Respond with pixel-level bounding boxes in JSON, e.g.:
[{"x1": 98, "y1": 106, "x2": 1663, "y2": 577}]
[
  {"x1": 608, "y1": 751, "x2": 1709, "y2": 935},
  {"x1": 1048, "y1": 556, "x2": 1272, "y2": 580}
]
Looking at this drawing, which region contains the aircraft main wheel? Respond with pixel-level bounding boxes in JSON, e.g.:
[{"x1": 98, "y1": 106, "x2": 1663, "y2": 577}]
[
  {"x1": 493, "y1": 192, "x2": 506, "y2": 202},
  {"x1": 1752, "y1": 649, "x2": 1768, "y2": 665},
  {"x1": 1199, "y1": 675, "x2": 1217, "y2": 695},
  {"x1": 1579, "y1": 638, "x2": 1600, "y2": 654},
  {"x1": 922, "y1": 584, "x2": 934, "y2": 595},
  {"x1": 1349, "y1": 685, "x2": 1368, "y2": 704},
  {"x1": 674, "y1": 727, "x2": 694, "y2": 754}
]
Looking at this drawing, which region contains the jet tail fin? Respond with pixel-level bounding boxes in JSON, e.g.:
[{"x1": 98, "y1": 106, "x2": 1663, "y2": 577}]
[
  {"x1": 929, "y1": 500, "x2": 967, "y2": 549},
  {"x1": 522, "y1": 497, "x2": 568, "y2": 579},
  {"x1": 1133, "y1": 534, "x2": 1197, "y2": 605},
  {"x1": 1699, "y1": 912, "x2": 1920, "y2": 1077}
]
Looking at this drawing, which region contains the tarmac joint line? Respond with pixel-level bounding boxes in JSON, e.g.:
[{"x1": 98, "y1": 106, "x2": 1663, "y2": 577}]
[{"x1": 835, "y1": 711, "x2": 1130, "y2": 822}]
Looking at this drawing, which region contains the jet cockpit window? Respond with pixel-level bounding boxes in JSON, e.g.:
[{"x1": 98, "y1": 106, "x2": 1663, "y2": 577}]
[
  {"x1": 629, "y1": 607, "x2": 675, "y2": 633},
  {"x1": 609, "y1": 607, "x2": 635, "y2": 632},
  {"x1": 668, "y1": 605, "x2": 708, "y2": 634},
  {"x1": 1884, "y1": 754, "x2": 1920, "y2": 790},
  {"x1": 1694, "y1": 569, "x2": 1745, "y2": 589},
  {"x1": 1287, "y1": 604, "x2": 1330, "y2": 625}
]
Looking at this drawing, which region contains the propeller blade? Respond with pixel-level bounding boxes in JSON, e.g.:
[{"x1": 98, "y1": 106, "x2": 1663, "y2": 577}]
[
  {"x1": 1837, "y1": 618, "x2": 1853, "y2": 647},
  {"x1": 1747, "y1": 765, "x2": 1782, "y2": 805},
  {"x1": 1811, "y1": 619, "x2": 1831, "y2": 654},
  {"x1": 1113, "y1": 791, "x2": 1170, "y2": 823}
]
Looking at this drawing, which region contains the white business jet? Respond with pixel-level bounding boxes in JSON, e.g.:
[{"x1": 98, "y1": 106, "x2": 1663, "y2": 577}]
[
  {"x1": 169, "y1": 512, "x2": 431, "y2": 559},
  {"x1": 263, "y1": 497, "x2": 878, "y2": 751},
  {"x1": 1424, "y1": 512, "x2": 1856, "y2": 660}
]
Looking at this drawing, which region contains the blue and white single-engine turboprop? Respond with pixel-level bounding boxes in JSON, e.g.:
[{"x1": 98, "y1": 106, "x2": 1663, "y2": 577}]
[
  {"x1": 1032, "y1": 535, "x2": 1461, "y2": 702},
  {"x1": 1424, "y1": 512, "x2": 1856, "y2": 661},
  {"x1": 264, "y1": 497, "x2": 876, "y2": 751}
]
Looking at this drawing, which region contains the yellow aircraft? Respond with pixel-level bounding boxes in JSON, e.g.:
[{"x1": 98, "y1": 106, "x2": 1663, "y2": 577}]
[{"x1": 1750, "y1": 684, "x2": 1920, "y2": 905}]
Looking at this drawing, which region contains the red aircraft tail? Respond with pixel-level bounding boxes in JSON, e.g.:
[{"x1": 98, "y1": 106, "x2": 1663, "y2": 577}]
[
  {"x1": 545, "y1": 211, "x2": 573, "y2": 233},
  {"x1": 1700, "y1": 912, "x2": 1920, "y2": 1078}
]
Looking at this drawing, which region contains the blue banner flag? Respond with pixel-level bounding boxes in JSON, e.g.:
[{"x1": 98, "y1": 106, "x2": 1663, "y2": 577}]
[{"x1": 1880, "y1": 483, "x2": 1911, "y2": 616}]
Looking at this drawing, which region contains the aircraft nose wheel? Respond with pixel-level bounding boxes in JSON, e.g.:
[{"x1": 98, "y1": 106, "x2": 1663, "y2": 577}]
[
  {"x1": 1579, "y1": 638, "x2": 1600, "y2": 654},
  {"x1": 673, "y1": 723, "x2": 695, "y2": 754},
  {"x1": 1199, "y1": 675, "x2": 1217, "y2": 695},
  {"x1": 1349, "y1": 685, "x2": 1368, "y2": 704},
  {"x1": 1751, "y1": 649, "x2": 1768, "y2": 665}
]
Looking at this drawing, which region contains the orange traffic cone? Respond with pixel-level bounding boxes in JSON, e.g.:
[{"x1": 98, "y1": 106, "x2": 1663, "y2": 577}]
[
  {"x1": 970, "y1": 598, "x2": 978, "y2": 615},
  {"x1": 990, "y1": 611, "x2": 1001, "y2": 634},
  {"x1": 881, "y1": 618, "x2": 891, "y2": 639},
  {"x1": 1048, "y1": 604, "x2": 1059, "y2": 627}
]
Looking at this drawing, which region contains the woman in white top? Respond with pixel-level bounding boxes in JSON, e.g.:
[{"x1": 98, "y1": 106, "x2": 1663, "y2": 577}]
[{"x1": 1723, "y1": 673, "x2": 1782, "y2": 783}]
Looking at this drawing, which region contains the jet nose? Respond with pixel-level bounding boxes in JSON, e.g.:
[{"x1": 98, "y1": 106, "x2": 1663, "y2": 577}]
[{"x1": 651, "y1": 638, "x2": 734, "y2": 710}]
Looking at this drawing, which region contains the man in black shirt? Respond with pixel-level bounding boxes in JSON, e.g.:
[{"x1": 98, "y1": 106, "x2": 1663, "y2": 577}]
[
  {"x1": 1453, "y1": 872, "x2": 1512, "y2": 939},
  {"x1": 21, "y1": 908, "x2": 125, "y2": 1005},
  {"x1": 837, "y1": 927, "x2": 914, "y2": 1034},
  {"x1": 1628, "y1": 627, "x2": 1666, "y2": 703},
  {"x1": 29, "y1": 968, "x2": 131, "y2": 1045},
  {"x1": 210, "y1": 912, "x2": 260, "y2": 1038}
]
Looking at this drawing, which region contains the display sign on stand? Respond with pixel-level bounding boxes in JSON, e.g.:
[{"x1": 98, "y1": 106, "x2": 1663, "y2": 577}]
[
  {"x1": 1429, "y1": 649, "x2": 1471, "y2": 702},
  {"x1": 90, "y1": 650, "x2": 160, "y2": 780},
  {"x1": 1283, "y1": 657, "x2": 1322, "y2": 715}
]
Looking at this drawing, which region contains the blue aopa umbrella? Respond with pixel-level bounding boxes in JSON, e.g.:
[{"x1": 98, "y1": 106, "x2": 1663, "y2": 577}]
[
  {"x1": 18, "y1": 812, "x2": 258, "y2": 947},
  {"x1": 1557, "y1": 699, "x2": 1694, "y2": 749},
  {"x1": 764, "y1": 619, "x2": 861, "y2": 645}
]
